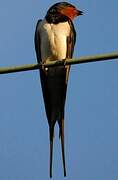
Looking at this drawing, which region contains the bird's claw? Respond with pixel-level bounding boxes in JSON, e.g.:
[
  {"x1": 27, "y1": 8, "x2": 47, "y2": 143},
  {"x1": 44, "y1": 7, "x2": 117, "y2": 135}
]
[
  {"x1": 62, "y1": 59, "x2": 67, "y2": 66},
  {"x1": 40, "y1": 62, "x2": 48, "y2": 74}
]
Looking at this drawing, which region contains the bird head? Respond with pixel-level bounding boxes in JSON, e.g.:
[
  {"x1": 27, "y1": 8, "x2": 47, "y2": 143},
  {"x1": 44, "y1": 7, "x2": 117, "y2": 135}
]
[{"x1": 46, "y1": 2, "x2": 83, "y2": 21}]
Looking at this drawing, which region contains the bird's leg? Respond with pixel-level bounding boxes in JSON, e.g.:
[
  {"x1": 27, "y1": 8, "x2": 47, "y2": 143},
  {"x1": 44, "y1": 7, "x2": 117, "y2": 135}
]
[{"x1": 60, "y1": 118, "x2": 66, "y2": 177}]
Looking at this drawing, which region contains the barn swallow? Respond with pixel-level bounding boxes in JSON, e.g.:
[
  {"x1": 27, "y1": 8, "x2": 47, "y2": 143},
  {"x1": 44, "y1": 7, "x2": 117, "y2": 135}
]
[{"x1": 34, "y1": 2, "x2": 83, "y2": 178}]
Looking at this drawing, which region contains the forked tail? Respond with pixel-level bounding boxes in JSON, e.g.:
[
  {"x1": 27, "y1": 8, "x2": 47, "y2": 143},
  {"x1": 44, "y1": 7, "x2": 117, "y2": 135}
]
[{"x1": 49, "y1": 119, "x2": 66, "y2": 178}]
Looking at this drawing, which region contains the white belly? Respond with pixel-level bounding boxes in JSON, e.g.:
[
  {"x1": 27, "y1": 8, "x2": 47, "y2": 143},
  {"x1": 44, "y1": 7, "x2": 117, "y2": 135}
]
[{"x1": 39, "y1": 19, "x2": 70, "y2": 62}]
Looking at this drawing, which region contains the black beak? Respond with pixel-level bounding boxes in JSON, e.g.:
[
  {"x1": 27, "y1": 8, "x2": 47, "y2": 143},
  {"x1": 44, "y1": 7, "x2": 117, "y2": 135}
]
[{"x1": 77, "y1": 10, "x2": 83, "y2": 16}]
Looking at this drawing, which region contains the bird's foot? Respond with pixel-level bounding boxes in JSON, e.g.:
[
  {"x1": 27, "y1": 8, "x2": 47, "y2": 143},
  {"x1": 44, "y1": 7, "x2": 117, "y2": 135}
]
[
  {"x1": 62, "y1": 58, "x2": 67, "y2": 66},
  {"x1": 40, "y1": 62, "x2": 48, "y2": 74}
]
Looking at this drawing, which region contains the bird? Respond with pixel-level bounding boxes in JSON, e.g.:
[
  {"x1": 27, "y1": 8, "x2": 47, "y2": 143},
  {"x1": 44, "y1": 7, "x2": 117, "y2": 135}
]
[{"x1": 34, "y1": 2, "x2": 83, "y2": 178}]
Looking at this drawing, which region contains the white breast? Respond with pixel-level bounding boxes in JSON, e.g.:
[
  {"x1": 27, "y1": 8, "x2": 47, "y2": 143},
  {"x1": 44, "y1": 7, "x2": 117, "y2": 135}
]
[{"x1": 39, "y1": 19, "x2": 70, "y2": 62}]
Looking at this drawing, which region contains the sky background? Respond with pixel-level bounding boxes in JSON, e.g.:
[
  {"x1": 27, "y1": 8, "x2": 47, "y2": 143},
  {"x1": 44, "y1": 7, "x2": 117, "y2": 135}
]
[{"x1": 0, "y1": 0, "x2": 118, "y2": 180}]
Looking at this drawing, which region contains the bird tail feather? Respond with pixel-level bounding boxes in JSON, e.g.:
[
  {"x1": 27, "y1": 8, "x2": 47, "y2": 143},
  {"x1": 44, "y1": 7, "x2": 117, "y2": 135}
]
[
  {"x1": 49, "y1": 126, "x2": 54, "y2": 178},
  {"x1": 59, "y1": 118, "x2": 66, "y2": 177}
]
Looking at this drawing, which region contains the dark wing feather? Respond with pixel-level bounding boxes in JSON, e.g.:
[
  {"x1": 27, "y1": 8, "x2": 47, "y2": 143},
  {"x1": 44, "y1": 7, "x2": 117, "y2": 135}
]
[
  {"x1": 34, "y1": 19, "x2": 42, "y2": 63},
  {"x1": 34, "y1": 19, "x2": 51, "y2": 123},
  {"x1": 65, "y1": 20, "x2": 76, "y2": 83},
  {"x1": 66, "y1": 20, "x2": 76, "y2": 58}
]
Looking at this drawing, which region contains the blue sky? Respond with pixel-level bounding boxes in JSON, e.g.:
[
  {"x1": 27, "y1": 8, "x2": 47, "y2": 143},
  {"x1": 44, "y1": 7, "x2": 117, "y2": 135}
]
[{"x1": 0, "y1": 0, "x2": 118, "y2": 179}]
